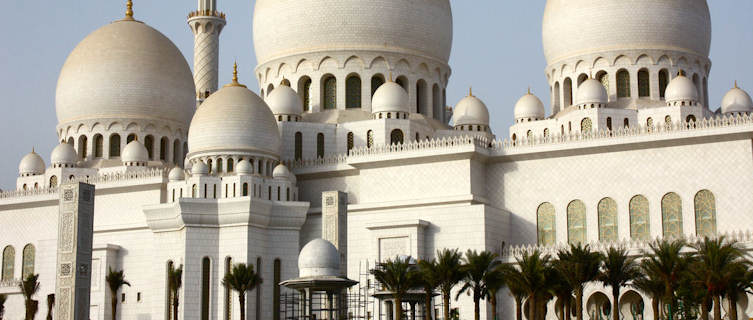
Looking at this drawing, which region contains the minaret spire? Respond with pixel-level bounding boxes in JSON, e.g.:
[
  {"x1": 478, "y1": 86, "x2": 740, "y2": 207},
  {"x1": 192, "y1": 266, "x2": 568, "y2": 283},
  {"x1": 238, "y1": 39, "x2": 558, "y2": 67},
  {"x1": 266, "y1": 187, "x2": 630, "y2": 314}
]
[
  {"x1": 188, "y1": 0, "x2": 226, "y2": 107},
  {"x1": 123, "y1": 0, "x2": 135, "y2": 21}
]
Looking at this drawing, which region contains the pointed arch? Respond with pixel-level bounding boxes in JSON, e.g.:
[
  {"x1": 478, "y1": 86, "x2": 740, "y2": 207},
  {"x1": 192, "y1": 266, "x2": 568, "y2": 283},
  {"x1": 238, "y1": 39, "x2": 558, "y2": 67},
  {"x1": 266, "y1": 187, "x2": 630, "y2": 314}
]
[
  {"x1": 22, "y1": 244, "x2": 35, "y2": 280},
  {"x1": 297, "y1": 76, "x2": 312, "y2": 112},
  {"x1": 567, "y1": 200, "x2": 587, "y2": 244},
  {"x1": 661, "y1": 192, "x2": 683, "y2": 238},
  {"x1": 629, "y1": 195, "x2": 650, "y2": 240},
  {"x1": 616, "y1": 69, "x2": 631, "y2": 98},
  {"x1": 2, "y1": 246, "x2": 14, "y2": 281},
  {"x1": 598, "y1": 198, "x2": 618, "y2": 242},
  {"x1": 537, "y1": 203, "x2": 556, "y2": 245},
  {"x1": 346, "y1": 74, "x2": 362, "y2": 109},
  {"x1": 694, "y1": 190, "x2": 716, "y2": 237},
  {"x1": 321, "y1": 74, "x2": 337, "y2": 110}
]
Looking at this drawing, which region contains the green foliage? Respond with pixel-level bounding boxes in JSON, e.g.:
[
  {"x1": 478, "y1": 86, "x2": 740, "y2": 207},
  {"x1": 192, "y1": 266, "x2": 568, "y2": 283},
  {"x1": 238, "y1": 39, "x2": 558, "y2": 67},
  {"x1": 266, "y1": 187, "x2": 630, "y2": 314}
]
[
  {"x1": 0, "y1": 293, "x2": 7, "y2": 318},
  {"x1": 222, "y1": 263, "x2": 262, "y2": 295},
  {"x1": 106, "y1": 267, "x2": 131, "y2": 294},
  {"x1": 20, "y1": 273, "x2": 41, "y2": 320}
]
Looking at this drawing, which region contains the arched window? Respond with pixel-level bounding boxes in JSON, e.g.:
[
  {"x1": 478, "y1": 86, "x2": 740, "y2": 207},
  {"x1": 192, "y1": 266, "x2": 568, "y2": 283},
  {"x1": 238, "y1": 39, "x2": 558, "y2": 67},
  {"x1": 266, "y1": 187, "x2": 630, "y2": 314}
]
[
  {"x1": 661, "y1": 192, "x2": 683, "y2": 238},
  {"x1": 664, "y1": 115, "x2": 672, "y2": 127},
  {"x1": 127, "y1": 134, "x2": 137, "y2": 144},
  {"x1": 629, "y1": 195, "x2": 650, "y2": 241},
  {"x1": 646, "y1": 117, "x2": 654, "y2": 128},
  {"x1": 216, "y1": 158, "x2": 224, "y2": 174},
  {"x1": 277, "y1": 186, "x2": 281, "y2": 201},
  {"x1": 201, "y1": 257, "x2": 211, "y2": 320},
  {"x1": 537, "y1": 203, "x2": 556, "y2": 245},
  {"x1": 224, "y1": 257, "x2": 232, "y2": 320},
  {"x1": 160, "y1": 137, "x2": 168, "y2": 161},
  {"x1": 192, "y1": 184, "x2": 198, "y2": 198},
  {"x1": 703, "y1": 77, "x2": 709, "y2": 107},
  {"x1": 298, "y1": 77, "x2": 312, "y2": 112},
  {"x1": 294, "y1": 132, "x2": 302, "y2": 160},
  {"x1": 543, "y1": 128, "x2": 550, "y2": 139},
  {"x1": 173, "y1": 140, "x2": 181, "y2": 165},
  {"x1": 659, "y1": 69, "x2": 669, "y2": 98},
  {"x1": 597, "y1": 71, "x2": 609, "y2": 96},
  {"x1": 512, "y1": 133, "x2": 517, "y2": 143},
  {"x1": 577, "y1": 74, "x2": 588, "y2": 87},
  {"x1": 183, "y1": 142, "x2": 188, "y2": 163},
  {"x1": 390, "y1": 129, "x2": 404, "y2": 145},
  {"x1": 316, "y1": 133, "x2": 325, "y2": 158},
  {"x1": 598, "y1": 198, "x2": 618, "y2": 242},
  {"x1": 227, "y1": 159, "x2": 234, "y2": 173},
  {"x1": 606, "y1": 117, "x2": 613, "y2": 131},
  {"x1": 686, "y1": 115, "x2": 696, "y2": 123},
  {"x1": 693, "y1": 74, "x2": 701, "y2": 104},
  {"x1": 346, "y1": 75, "x2": 361, "y2": 109},
  {"x1": 322, "y1": 75, "x2": 336, "y2": 110},
  {"x1": 242, "y1": 183, "x2": 248, "y2": 196},
  {"x1": 526, "y1": 130, "x2": 533, "y2": 141},
  {"x1": 144, "y1": 135, "x2": 154, "y2": 160},
  {"x1": 432, "y1": 84, "x2": 441, "y2": 120},
  {"x1": 395, "y1": 76, "x2": 407, "y2": 90},
  {"x1": 416, "y1": 80, "x2": 428, "y2": 115},
  {"x1": 694, "y1": 190, "x2": 716, "y2": 237},
  {"x1": 22, "y1": 244, "x2": 35, "y2": 280},
  {"x1": 207, "y1": 159, "x2": 213, "y2": 174},
  {"x1": 371, "y1": 74, "x2": 385, "y2": 98},
  {"x1": 2, "y1": 246, "x2": 14, "y2": 281},
  {"x1": 624, "y1": 118, "x2": 630, "y2": 128},
  {"x1": 78, "y1": 135, "x2": 88, "y2": 159},
  {"x1": 268, "y1": 186, "x2": 272, "y2": 200},
  {"x1": 67, "y1": 137, "x2": 74, "y2": 146},
  {"x1": 109, "y1": 134, "x2": 121, "y2": 157},
  {"x1": 580, "y1": 118, "x2": 593, "y2": 133},
  {"x1": 553, "y1": 82, "x2": 561, "y2": 111},
  {"x1": 367, "y1": 130, "x2": 374, "y2": 148},
  {"x1": 267, "y1": 84, "x2": 275, "y2": 97},
  {"x1": 563, "y1": 77, "x2": 573, "y2": 106},
  {"x1": 49, "y1": 175, "x2": 58, "y2": 188},
  {"x1": 616, "y1": 69, "x2": 630, "y2": 98},
  {"x1": 638, "y1": 69, "x2": 650, "y2": 97},
  {"x1": 347, "y1": 132, "x2": 354, "y2": 154},
  {"x1": 274, "y1": 259, "x2": 281, "y2": 320},
  {"x1": 567, "y1": 200, "x2": 586, "y2": 244}
]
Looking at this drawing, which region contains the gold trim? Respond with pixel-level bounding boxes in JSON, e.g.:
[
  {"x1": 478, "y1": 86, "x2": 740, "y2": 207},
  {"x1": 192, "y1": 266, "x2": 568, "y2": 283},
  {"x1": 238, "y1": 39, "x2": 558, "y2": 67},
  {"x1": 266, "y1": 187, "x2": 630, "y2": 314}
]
[
  {"x1": 123, "y1": 0, "x2": 135, "y2": 21},
  {"x1": 224, "y1": 62, "x2": 247, "y2": 88}
]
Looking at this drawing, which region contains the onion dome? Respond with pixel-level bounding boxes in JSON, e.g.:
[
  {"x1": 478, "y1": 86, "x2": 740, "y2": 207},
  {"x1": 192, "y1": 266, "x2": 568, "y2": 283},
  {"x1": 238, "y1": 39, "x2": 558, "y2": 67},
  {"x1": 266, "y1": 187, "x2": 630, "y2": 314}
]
[
  {"x1": 192, "y1": 161, "x2": 209, "y2": 176},
  {"x1": 187, "y1": 64, "x2": 281, "y2": 160},
  {"x1": 50, "y1": 143, "x2": 78, "y2": 167},
  {"x1": 576, "y1": 79, "x2": 608, "y2": 106},
  {"x1": 122, "y1": 140, "x2": 149, "y2": 166},
  {"x1": 267, "y1": 82, "x2": 303, "y2": 118},
  {"x1": 253, "y1": 0, "x2": 452, "y2": 66},
  {"x1": 371, "y1": 81, "x2": 410, "y2": 115},
  {"x1": 272, "y1": 164, "x2": 291, "y2": 180},
  {"x1": 665, "y1": 75, "x2": 699, "y2": 106},
  {"x1": 721, "y1": 82, "x2": 753, "y2": 114},
  {"x1": 542, "y1": 0, "x2": 710, "y2": 65},
  {"x1": 513, "y1": 90, "x2": 546, "y2": 122},
  {"x1": 168, "y1": 167, "x2": 185, "y2": 181},
  {"x1": 453, "y1": 89, "x2": 490, "y2": 127},
  {"x1": 298, "y1": 239, "x2": 341, "y2": 277},
  {"x1": 236, "y1": 159, "x2": 253, "y2": 175},
  {"x1": 55, "y1": 6, "x2": 195, "y2": 128},
  {"x1": 18, "y1": 150, "x2": 45, "y2": 176}
]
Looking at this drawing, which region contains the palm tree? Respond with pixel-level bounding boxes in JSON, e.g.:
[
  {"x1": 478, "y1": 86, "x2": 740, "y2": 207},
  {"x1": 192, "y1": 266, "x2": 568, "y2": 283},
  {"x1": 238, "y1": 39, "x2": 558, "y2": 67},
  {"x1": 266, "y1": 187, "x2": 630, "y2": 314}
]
[
  {"x1": 370, "y1": 256, "x2": 419, "y2": 320},
  {"x1": 548, "y1": 268, "x2": 574, "y2": 320},
  {"x1": 20, "y1": 273, "x2": 41, "y2": 320},
  {"x1": 641, "y1": 239, "x2": 688, "y2": 320},
  {"x1": 554, "y1": 243, "x2": 603, "y2": 320},
  {"x1": 222, "y1": 263, "x2": 262, "y2": 320},
  {"x1": 0, "y1": 293, "x2": 7, "y2": 320},
  {"x1": 724, "y1": 263, "x2": 753, "y2": 320},
  {"x1": 46, "y1": 294, "x2": 55, "y2": 320},
  {"x1": 106, "y1": 267, "x2": 131, "y2": 320},
  {"x1": 508, "y1": 249, "x2": 552, "y2": 320},
  {"x1": 456, "y1": 250, "x2": 500, "y2": 320},
  {"x1": 484, "y1": 264, "x2": 509, "y2": 320},
  {"x1": 167, "y1": 264, "x2": 183, "y2": 320},
  {"x1": 690, "y1": 236, "x2": 747, "y2": 320},
  {"x1": 417, "y1": 258, "x2": 440, "y2": 320},
  {"x1": 503, "y1": 267, "x2": 527, "y2": 320},
  {"x1": 597, "y1": 247, "x2": 641, "y2": 320},
  {"x1": 435, "y1": 248, "x2": 464, "y2": 320},
  {"x1": 633, "y1": 273, "x2": 665, "y2": 320}
]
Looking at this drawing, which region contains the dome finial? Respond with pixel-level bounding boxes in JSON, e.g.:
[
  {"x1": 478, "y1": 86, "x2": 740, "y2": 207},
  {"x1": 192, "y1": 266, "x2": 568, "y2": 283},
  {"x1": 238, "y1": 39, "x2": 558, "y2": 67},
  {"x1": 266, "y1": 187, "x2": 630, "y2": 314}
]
[
  {"x1": 388, "y1": 72, "x2": 393, "y2": 82},
  {"x1": 225, "y1": 61, "x2": 247, "y2": 88},
  {"x1": 124, "y1": 0, "x2": 135, "y2": 21},
  {"x1": 527, "y1": 87, "x2": 531, "y2": 95},
  {"x1": 468, "y1": 87, "x2": 473, "y2": 97},
  {"x1": 734, "y1": 80, "x2": 738, "y2": 89}
]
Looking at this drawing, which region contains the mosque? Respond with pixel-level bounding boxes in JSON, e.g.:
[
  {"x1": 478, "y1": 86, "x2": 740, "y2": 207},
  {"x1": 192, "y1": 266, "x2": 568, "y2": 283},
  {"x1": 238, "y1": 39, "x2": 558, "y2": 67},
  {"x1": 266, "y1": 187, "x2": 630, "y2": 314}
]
[{"x1": 1, "y1": 0, "x2": 752, "y2": 319}]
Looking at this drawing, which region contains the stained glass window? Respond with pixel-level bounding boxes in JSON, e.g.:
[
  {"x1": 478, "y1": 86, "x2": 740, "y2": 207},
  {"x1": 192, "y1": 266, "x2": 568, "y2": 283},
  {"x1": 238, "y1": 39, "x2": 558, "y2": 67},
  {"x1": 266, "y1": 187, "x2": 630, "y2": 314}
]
[
  {"x1": 646, "y1": 117, "x2": 654, "y2": 128},
  {"x1": 300, "y1": 78, "x2": 312, "y2": 111},
  {"x1": 665, "y1": 116, "x2": 672, "y2": 127},
  {"x1": 346, "y1": 76, "x2": 361, "y2": 109},
  {"x1": 617, "y1": 70, "x2": 631, "y2": 98},
  {"x1": 110, "y1": 134, "x2": 121, "y2": 157},
  {"x1": 638, "y1": 70, "x2": 650, "y2": 97},
  {"x1": 598, "y1": 198, "x2": 618, "y2": 242},
  {"x1": 694, "y1": 190, "x2": 716, "y2": 237},
  {"x1": 661, "y1": 192, "x2": 683, "y2": 238},
  {"x1": 537, "y1": 203, "x2": 556, "y2": 246},
  {"x1": 568, "y1": 200, "x2": 587, "y2": 244},
  {"x1": 659, "y1": 70, "x2": 669, "y2": 98},
  {"x1": 22, "y1": 244, "x2": 34, "y2": 280},
  {"x1": 322, "y1": 76, "x2": 336, "y2": 110},
  {"x1": 629, "y1": 195, "x2": 650, "y2": 241},
  {"x1": 390, "y1": 129, "x2": 404, "y2": 145},
  {"x1": 49, "y1": 175, "x2": 58, "y2": 188},
  {"x1": 94, "y1": 134, "x2": 104, "y2": 158},
  {"x1": 581, "y1": 118, "x2": 592, "y2": 133},
  {"x1": 2, "y1": 246, "x2": 14, "y2": 281}
]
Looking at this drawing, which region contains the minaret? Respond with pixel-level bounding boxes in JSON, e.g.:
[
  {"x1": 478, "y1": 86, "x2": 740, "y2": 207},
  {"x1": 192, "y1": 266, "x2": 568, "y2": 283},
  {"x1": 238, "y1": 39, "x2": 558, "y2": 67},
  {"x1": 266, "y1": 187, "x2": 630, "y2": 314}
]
[{"x1": 188, "y1": 0, "x2": 226, "y2": 107}]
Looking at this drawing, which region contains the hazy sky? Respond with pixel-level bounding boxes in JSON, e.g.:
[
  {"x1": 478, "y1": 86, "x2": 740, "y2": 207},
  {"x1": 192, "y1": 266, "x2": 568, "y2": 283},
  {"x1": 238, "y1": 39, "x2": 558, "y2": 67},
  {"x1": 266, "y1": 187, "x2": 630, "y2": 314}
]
[{"x1": 0, "y1": 1, "x2": 751, "y2": 189}]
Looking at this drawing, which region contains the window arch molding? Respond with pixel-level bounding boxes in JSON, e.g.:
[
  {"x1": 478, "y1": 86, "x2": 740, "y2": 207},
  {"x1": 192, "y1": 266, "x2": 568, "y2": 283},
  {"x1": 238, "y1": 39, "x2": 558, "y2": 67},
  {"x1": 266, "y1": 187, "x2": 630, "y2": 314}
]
[
  {"x1": 629, "y1": 195, "x2": 650, "y2": 240},
  {"x1": 2, "y1": 245, "x2": 15, "y2": 281},
  {"x1": 597, "y1": 197, "x2": 618, "y2": 242},
  {"x1": 567, "y1": 200, "x2": 587, "y2": 244},
  {"x1": 536, "y1": 202, "x2": 556, "y2": 245},
  {"x1": 661, "y1": 192, "x2": 683, "y2": 239},
  {"x1": 694, "y1": 190, "x2": 716, "y2": 237}
]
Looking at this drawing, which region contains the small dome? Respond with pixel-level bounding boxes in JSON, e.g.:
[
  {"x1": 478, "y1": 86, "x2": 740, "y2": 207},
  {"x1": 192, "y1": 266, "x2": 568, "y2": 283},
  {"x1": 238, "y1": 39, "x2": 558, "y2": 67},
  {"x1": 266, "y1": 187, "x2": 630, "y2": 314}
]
[
  {"x1": 168, "y1": 167, "x2": 185, "y2": 181},
  {"x1": 372, "y1": 82, "x2": 409, "y2": 114},
  {"x1": 665, "y1": 75, "x2": 699, "y2": 103},
  {"x1": 51, "y1": 143, "x2": 78, "y2": 166},
  {"x1": 18, "y1": 151, "x2": 45, "y2": 176},
  {"x1": 122, "y1": 141, "x2": 149, "y2": 164},
  {"x1": 721, "y1": 84, "x2": 753, "y2": 114},
  {"x1": 576, "y1": 79, "x2": 607, "y2": 105},
  {"x1": 514, "y1": 92, "x2": 546, "y2": 120},
  {"x1": 272, "y1": 164, "x2": 291, "y2": 180},
  {"x1": 453, "y1": 93, "x2": 490, "y2": 126},
  {"x1": 267, "y1": 84, "x2": 303, "y2": 116},
  {"x1": 236, "y1": 159, "x2": 253, "y2": 175},
  {"x1": 192, "y1": 161, "x2": 209, "y2": 176},
  {"x1": 298, "y1": 239, "x2": 340, "y2": 277}
]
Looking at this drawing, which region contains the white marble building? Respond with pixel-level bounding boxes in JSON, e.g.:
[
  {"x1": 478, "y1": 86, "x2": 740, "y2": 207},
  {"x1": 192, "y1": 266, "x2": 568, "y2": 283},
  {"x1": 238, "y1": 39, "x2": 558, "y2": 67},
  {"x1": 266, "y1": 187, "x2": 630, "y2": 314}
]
[{"x1": 1, "y1": 0, "x2": 752, "y2": 319}]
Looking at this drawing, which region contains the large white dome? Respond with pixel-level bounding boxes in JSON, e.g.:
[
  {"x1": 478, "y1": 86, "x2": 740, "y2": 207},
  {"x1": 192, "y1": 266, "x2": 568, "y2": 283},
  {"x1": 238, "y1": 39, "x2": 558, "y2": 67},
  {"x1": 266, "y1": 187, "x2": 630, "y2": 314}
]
[
  {"x1": 56, "y1": 19, "x2": 195, "y2": 127},
  {"x1": 721, "y1": 85, "x2": 753, "y2": 114},
  {"x1": 298, "y1": 239, "x2": 341, "y2": 277},
  {"x1": 454, "y1": 94, "x2": 490, "y2": 126},
  {"x1": 542, "y1": 0, "x2": 711, "y2": 65},
  {"x1": 252, "y1": 0, "x2": 453, "y2": 65}
]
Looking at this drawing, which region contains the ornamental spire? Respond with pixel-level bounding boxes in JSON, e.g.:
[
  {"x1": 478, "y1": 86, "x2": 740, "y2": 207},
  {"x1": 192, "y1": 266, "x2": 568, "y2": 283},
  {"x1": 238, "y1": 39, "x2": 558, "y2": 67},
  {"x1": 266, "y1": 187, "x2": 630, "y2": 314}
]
[
  {"x1": 468, "y1": 87, "x2": 473, "y2": 97},
  {"x1": 734, "y1": 80, "x2": 738, "y2": 89},
  {"x1": 124, "y1": 0, "x2": 135, "y2": 21},
  {"x1": 224, "y1": 61, "x2": 247, "y2": 88}
]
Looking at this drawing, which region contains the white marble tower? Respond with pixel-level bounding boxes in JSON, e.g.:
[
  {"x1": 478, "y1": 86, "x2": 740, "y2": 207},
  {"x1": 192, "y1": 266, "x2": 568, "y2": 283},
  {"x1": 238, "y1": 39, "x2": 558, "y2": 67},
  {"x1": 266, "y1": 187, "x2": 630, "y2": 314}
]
[{"x1": 187, "y1": 0, "x2": 226, "y2": 106}]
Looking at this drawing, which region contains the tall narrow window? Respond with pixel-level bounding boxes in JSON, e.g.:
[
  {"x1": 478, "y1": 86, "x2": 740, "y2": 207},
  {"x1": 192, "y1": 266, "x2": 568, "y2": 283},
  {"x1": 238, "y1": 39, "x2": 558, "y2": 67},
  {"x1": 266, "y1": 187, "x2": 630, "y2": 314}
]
[
  {"x1": 553, "y1": 82, "x2": 561, "y2": 111},
  {"x1": 256, "y1": 257, "x2": 262, "y2": 320},
  {"x1": 629, "y1": 195, "x2": 650, "y2": 241},
  {"x1": 606, "y1": 117, "x2": 612, "y2": 131},
  {"x1": 693, "y1": 74, "x2": 701, "y2": 104},
  {"x1": 577, "y1": 74, "x2": 588, "y2": 87},
  {"x1": 347, "y1": 132, "x2": 354, "y2": 154},
  {"x1": 207, "y1": 159, "x2": 213, "y2": 174},
  {"x1": 201, "y1": 257, "x2": 211, "y2": 320},
  {"x1": 624, "y1": 118, "x2": 630, "y2": 128},
  {"x1": 243, "y1": 183, "x2": 249, "y2": 196},
  {"x1": 227, "y1": 159, "x2": 234, "y2": 173},
  {"x1": 2, "y1": 246, "x2": 14, "y2": 281},
  {"x1": 317, "y1": 133, "x2": 325, "y2": 158},
  {"x1": 432, "y1": 84, "x2": 441, "y2": 120},
  {"x1": 217, "y1": 158, "x2": 224, "y2": 174},
  {"x1": 416, "y1": 80, "x2": 428, "y2": 115},
  {"x1": 192, "y1": 184, "x2": 198, "y2": 198},
  {"x1": 616, "y1": 69, "x2": 630, "y2": 98},
  {"x1": 597, "y1": 71, "x2": 609, "y2": 96},
  {"x1": 581, "y1": 118, "x2": 592, "y2": 133},
  {"x1": 646, "y1": 117, "x2": 654, "y2": 128},
  {"x1": 173, "y1": 140, "x2": 181, "y2": 165},
  {"x1": 390, "y1": 129, "x2": 404, "y2": 145},
  {"x1": 346, "y1": 75, "x2": 361, "y2": 109},
  {"x1": 225, "y1": 257, "x2": 232, "y2": 320},
  {"x1": 295, "y1": 132, "x2": 302, "y2": 160},
  {"x1": 21, "y1": 244, "x2": 34, "y2": 280},
  {"x1": 166, "y1": 261, "x2": 174, "y2": 319},
  {"x1": 567, "y1": 200, "x2": 586, "y2": 244},
  {"x1": 274, "y1": 259, "x2": 281, "y2": 320},
  {"x1": 298, "y1": 77, "x2": 312, "y2": 112},
  {"x1": 49, "y1": 175, "x2": 58, "y2": 188},
  {"x1": 371, "y1": 74, "x2": 385, "y2": 98},
  {"x1": 563, "y1": 77, "x2": 573, "y2": 106},
  {"x1": 78, "y1": 135, "x2": 88, "y2": 159},
  {"x1": 703, "y1": 77, "x2": 709, "y2": 107},
  {"x1": 694, "y1": 190, "x2": 716, "y2": 237},
  {"x1": 144, "y1": 135, "x2": 154, "y2": 160},
  {"x1": 367, "y1": 130, "x2": 374, "y2": 148},
  {"x1": 537, "y1": 203, "x2": 556, "y2": 245},
  {"x1": 126, "y1": 134, "x2": 136, "y2": 144},
  {"x1": 396, "y1": 76, "x2": 407, "y2": 90},
  {"x1": 109, "y1": 134, "x2": 121, "y2": 157},
  {"x1": 638, "y1": 69, "x2": 650, "y2": 97},
  {"x1": 661, "y1": 192, "x2": 683, "y2": 238},
  {"x1": 322, "y1": 75, "x2": 336, "y2": 110},
  {"x1": 598, "y1": 198, "x2": 618, "y2": 242},
  {"x1": 160, "y1": 137, "x2": 168, "y2": 161},
  {"x1": 659, "y1": 69, "x2": 669, "y2": 98}
]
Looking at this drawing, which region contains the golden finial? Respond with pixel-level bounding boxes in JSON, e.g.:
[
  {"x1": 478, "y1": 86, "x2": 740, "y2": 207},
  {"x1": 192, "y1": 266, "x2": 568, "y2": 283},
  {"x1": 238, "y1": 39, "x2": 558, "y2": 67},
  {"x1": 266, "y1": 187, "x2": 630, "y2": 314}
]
[
  {"x1": 124, "y1": 0, "x2": 135, "y2": 21},
  {"x1": 468, "y1": 87, "x2": 473, "y2": 97},
  {"x1": 388, "y1": 72, "x2": 393, "y2": 82},
  {"x1": 734, "y1": 80, "x2": 738, "y2": 89},
  {"x1": 280, "y1": 77, "x2": 290, "y2": 87},
  {"x1": 32, "y1": 147, "x2": 35, "y2": 153},
  {"x1": 527, "y1": 87, "x2": 531, "y2": 95},
  {"x1": 225, "y1": 61, "x2": 247, "y2": 88}
]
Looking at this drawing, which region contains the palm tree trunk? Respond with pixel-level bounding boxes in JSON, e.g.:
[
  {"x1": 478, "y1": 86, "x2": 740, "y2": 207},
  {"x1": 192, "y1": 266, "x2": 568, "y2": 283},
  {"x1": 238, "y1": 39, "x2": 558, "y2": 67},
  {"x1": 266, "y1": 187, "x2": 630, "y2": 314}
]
[
  {"x1": 240, "y1": 292, "x2": 246, "y2": 320},
  {"x1": 528, "y1": 295, "x2": 536, "y2": 320},
  {"x1": 491, "y1": 295, "x2": 498, "y2": 320},
  {"x1": 111, "y1": 294, "x2": 117, "y2": 320},
  {"x1": 443, "y1": 292, "x2": 450, "y2": 320},
  {"x1": 424, "y1": 289, "x2": 434, "y2": 320},
  {"x1": 396, "y1": 296, "x2": 403, "y2": 320},
  {"x1": 712, "y1": 294, "x2": 721, "y2": 320},
  {"x1": 515, "y1": 296, "x2": 523, "y2": 320},
  {"x1": 728, "y1": 293, "x2": 738, "y2": 320},
  {"x1": 575, "y1": 288, "x2": 583, "y2": 320},
  {"x1": 651, "y1": 298, "x2": 659, "y2": 320},
  {"x1": 612, "y1": 286, "x2": 620, "y2": 320},
  {"x1": 700, "y1": 296, "x2": 709, "y2": 320},
  {"x1": 173, "y1": 292, "x2": 179, "y2": 320},
  {"x1": 564, "y1": 299, "x2": 571, "y2": 320},
  {"x1": 473, "y1": 293, "x2": 480, "y2": 320}
]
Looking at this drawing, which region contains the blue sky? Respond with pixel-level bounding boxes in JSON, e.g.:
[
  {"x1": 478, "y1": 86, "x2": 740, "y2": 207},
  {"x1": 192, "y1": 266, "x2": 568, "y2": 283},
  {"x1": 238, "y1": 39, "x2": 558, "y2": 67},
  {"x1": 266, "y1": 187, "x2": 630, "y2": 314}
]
[{"x1": 0, "y1": 1, "x2": 751, "y2": 189}]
